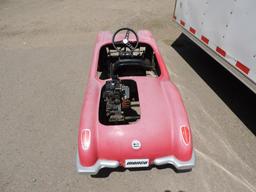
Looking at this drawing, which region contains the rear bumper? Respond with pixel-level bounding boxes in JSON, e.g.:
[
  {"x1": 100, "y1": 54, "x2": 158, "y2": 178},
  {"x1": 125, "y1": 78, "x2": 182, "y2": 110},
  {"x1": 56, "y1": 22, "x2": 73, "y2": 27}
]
[
  {"x1": 76, "y1": 153, "x2": 119, "y2": 175},
  {"x1": 77, "y1": 150, "x2": 195, "y2": 175},
  {"x1": 154, "y1": 150, "x2": 196, "y2": 170}
]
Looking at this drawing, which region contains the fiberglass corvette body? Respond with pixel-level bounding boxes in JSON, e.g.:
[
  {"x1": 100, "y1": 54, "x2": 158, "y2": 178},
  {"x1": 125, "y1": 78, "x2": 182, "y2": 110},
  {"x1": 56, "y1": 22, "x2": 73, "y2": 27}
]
[{"x1": 77, "y1": 28, "x2": 195, "y2": 175}]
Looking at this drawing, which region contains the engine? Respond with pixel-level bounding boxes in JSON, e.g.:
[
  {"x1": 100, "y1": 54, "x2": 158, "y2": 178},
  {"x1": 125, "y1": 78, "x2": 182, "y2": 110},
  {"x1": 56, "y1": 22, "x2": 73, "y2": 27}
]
[
  {"x1": 99, "y1": 78, "x2": 140, "y2": 125},
  {"x1": 103, "y1": 78, "x2": 130, "y2": 122}
]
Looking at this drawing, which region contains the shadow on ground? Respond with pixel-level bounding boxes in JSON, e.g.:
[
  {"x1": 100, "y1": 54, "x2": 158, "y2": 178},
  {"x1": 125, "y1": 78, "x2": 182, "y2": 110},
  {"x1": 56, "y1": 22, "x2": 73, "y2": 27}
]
[{"x1": 171, "y1": 34, "x2": 256, "y2": 136}]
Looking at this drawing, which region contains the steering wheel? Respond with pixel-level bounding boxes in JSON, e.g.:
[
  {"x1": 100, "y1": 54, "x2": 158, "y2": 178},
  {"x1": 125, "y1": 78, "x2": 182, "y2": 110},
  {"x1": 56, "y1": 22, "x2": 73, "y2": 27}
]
[{"x1": 112, "y1": 28, "x2": 139, "y2": 54}]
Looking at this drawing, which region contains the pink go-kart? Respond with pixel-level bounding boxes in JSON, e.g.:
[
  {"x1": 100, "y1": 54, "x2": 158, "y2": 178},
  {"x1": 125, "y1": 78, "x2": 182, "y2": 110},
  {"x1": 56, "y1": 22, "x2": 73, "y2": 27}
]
[{"x1": 77, "y1": 28, "x2": 195, "y2": 175}]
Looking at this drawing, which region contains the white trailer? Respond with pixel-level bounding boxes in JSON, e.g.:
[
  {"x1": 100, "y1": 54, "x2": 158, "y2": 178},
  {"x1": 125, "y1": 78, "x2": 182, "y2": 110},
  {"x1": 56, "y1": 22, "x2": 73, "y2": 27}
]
[{"x1": 173, "y1": 0, "x2": 256, "y2": 93}]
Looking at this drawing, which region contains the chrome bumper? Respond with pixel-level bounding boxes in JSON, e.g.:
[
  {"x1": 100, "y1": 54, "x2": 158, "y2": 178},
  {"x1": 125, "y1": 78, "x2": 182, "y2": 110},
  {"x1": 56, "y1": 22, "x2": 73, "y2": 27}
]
[
  {"x1": 154, "y1": 150, "x2": 196, "y2": 170},
  {"x1": 77, "y1": 151, "x2": 195, "y2": 175},
  {"x1": 76, "y1": 153, "x2": 119, "y2": 175}
]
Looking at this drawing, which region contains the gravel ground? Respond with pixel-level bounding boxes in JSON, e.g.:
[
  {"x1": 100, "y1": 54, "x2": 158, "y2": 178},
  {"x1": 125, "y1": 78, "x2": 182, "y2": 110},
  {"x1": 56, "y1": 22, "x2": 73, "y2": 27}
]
[{"x1": 0, "y1": 0, "x2": 255, "y2": 192}]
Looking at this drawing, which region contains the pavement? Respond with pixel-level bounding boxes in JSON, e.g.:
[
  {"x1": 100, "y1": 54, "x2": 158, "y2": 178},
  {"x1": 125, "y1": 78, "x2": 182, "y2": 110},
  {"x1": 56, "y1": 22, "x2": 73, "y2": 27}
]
[{"x1": 0, "y1": 0, "x2": 255, "y2": 192}]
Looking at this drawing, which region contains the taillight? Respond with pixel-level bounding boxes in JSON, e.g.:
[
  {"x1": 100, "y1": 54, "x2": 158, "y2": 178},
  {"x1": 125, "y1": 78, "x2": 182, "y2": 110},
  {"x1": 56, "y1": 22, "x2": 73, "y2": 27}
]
[
  {"x1": 81, "y1": 129, "x2": 91, "y2": 150},
  {"x1": 181, "y1": 126, "x2": 190, "y2": 145}
]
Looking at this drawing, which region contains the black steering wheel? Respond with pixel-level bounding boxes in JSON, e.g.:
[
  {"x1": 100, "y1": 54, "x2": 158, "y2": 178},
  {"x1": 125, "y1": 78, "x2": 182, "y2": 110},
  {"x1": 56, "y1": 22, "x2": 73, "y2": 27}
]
[{"x1": 112, "y1": 28, "x2": 139, "y2": 54}]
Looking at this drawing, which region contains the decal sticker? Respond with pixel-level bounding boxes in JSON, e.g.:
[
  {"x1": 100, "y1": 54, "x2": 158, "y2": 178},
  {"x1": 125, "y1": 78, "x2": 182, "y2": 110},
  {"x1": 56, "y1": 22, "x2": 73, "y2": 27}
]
[
  {"x1": 125, "y1": 159, "x2": 149, "y2": 168},
  {"x1": 131, "y1": 140, "x2": 141, "y2": 150}
]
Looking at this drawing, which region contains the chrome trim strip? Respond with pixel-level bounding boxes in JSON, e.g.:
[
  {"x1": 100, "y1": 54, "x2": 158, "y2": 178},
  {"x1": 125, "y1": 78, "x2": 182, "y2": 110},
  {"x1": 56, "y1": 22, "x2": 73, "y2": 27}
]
[
  {"x1": 154, "y1": 150, "x2": 196, "y2": 170},
  {"x1": 76, "y1": 153, "x2": 119, "y2": 175}
]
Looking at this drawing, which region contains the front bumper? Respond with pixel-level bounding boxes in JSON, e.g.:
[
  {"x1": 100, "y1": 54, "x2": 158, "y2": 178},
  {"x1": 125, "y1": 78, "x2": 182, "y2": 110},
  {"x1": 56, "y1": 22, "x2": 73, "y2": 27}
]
[{"x1": 77, "y1": 150, "x2": 195, "y2": 175}]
